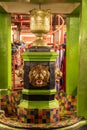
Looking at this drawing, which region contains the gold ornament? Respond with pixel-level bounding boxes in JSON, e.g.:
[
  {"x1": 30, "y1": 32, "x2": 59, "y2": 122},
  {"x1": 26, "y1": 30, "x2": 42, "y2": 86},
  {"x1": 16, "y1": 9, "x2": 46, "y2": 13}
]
[
  {"x1": 29, "y1": 64, "x2": 50, "y2": 87},
  {"x1": 30, "y1": 9, "x2": 51, "y2": 46}
]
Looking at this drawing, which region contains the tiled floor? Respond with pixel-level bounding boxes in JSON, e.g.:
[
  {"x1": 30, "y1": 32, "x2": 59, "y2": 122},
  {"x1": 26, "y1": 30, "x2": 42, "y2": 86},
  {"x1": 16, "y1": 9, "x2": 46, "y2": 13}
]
[{"x1": 0, "y1": 112, "x2": 83, "y2": 130}]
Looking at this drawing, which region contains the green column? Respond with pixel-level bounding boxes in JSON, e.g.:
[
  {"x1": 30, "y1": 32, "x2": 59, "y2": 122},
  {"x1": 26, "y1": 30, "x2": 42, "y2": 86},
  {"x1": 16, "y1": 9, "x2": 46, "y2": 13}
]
[
  {"x1": 0, "y1": 13, "x2": 12, "y2": 95},
  {"x1": 77, "y1": 0, "x2": 87, "y2": 119},
  {"x1": 66, "y1": 15, "x2": 79, "y2": 96}
]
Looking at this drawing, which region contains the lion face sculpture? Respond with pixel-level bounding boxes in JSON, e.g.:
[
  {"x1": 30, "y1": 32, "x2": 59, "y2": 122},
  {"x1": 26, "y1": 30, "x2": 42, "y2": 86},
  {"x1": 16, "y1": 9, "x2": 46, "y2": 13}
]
[{"x1": 29, "y1": 64, "x2": 50, "y2": 87}]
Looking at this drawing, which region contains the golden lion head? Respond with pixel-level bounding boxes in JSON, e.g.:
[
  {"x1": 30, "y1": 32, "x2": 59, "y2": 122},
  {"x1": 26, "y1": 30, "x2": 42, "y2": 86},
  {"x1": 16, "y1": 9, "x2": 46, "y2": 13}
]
[{"x1": 29, "y1": 64, "x2": 50, "y2": 87}]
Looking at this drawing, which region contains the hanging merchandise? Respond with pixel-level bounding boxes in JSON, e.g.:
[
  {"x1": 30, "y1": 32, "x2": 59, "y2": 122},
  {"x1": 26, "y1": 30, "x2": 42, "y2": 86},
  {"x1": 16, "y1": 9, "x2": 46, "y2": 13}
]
[{"x1": 60, "y1": 43, "x2": 66, "y2": 92}]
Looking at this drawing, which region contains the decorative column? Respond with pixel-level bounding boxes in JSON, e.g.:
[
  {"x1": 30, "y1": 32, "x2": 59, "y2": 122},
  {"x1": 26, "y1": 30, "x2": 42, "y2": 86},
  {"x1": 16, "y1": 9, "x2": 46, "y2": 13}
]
[
  {"x1": 77, "y1": 0, "x2": 87, "y2": 119},
  {"x1": 0, "y1": 13, "x2": 12, "y2": 95},
  {"x1": 66, "y1": 15, "x2": 79, "y2": 96},
  {"x1": 17, "y1": 9, "x2": 59, "y2": 124},
  {"x1": 18, "y1": 49, "x2": 59, "y2": 123}
]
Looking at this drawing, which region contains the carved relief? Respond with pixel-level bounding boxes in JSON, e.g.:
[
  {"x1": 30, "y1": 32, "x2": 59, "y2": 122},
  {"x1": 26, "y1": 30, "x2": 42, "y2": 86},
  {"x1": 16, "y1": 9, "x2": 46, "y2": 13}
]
[{"x1": 29, "y1": 64, "x2": 50, "y2": 87}]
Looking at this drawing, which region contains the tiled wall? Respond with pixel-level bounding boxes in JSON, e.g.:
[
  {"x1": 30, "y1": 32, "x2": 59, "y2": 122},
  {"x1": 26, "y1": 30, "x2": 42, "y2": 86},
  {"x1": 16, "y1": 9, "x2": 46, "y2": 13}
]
[
  {"x1": 58, "y1": 90, "x2": 77, "y2": 116},
  {"x1": 0, "y1": 91, "x2": 22, "y2": 116}
]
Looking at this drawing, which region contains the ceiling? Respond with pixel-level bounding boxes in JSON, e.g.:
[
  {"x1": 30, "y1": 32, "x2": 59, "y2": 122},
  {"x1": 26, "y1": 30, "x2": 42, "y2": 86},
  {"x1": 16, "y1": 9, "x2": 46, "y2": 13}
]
[{"x1": 0, "y1": 2, "x2": 80, "y2": 14}]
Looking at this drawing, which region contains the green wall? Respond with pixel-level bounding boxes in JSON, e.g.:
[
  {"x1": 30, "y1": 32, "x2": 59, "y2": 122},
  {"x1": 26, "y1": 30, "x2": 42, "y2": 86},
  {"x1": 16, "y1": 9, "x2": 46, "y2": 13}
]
[
  {"x1": 77, "y1": 0, "x2": 87, "y2": 118},
  {"x1": 66, "y1": 16, "x2": 79, "y2": 96},
  {"x1": 0, "y1": 13, "x2": 12, "y2": 94}
]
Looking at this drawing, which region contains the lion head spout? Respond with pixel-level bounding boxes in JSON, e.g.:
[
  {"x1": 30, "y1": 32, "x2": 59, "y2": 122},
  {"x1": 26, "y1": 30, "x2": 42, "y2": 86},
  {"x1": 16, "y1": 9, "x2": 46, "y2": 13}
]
[{"x1": 29, "y1": 64, "x2": 50, "y2": 87}]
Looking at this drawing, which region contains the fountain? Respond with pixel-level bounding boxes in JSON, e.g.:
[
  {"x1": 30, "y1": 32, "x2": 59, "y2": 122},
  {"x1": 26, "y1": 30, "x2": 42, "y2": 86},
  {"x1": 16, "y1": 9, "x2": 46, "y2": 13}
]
[
  {"x1": 0, "y1": 9, "x2": 83, "y2": 130},
  {"x1": 17, "y1": 9, "x2": 59, "y2": 124}
]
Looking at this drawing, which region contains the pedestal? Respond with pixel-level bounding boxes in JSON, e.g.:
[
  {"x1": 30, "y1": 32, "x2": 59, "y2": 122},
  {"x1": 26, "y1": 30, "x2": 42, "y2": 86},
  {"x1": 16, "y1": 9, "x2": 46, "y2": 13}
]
[{"x1": 17, "y1": 47, "x2": 59, "y2": 123}]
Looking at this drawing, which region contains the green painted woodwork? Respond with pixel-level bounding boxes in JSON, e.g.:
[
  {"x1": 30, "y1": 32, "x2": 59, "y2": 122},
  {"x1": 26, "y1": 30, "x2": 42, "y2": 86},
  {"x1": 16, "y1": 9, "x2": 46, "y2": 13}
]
[
  {"x1": 22, "y1": 52, "x2": 58, "y2": 61},
  {"x1": 77, "y1": 0, "x2": 87, "y2": 119},
  {"x1": 0, "y1": 89, "x2": 11, "y2": 95},
  {"x1": 22, "y1": 89, "x2": 56, "y2": 95},
  {"x1": 0, "y1": 0, "x2": 16, "y2": 1},
  {"x1": 19, "y1": 99, "x2": 59, "y2": 109},
  {"x1": 64, "y1": 0, "x2": 81, "y2": 2},
  {"x1": 71, "y1": 4, "x2": 81, "y2": 15},
  {"x1": 0, "y1": 13, "x2": 12, "y2": 95},
  {"x1": 66, "y1": 16, "x2": 79, "y2": 96},
  {"x1": 0, "y1": 6, "x2": 7, "y2": 13}
]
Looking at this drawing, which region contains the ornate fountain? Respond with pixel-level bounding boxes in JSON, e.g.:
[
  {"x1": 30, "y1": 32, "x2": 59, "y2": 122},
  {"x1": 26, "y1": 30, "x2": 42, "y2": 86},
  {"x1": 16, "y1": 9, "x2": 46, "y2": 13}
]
[
  {"x1": 0, "y1": 9, "x2": 82, "y2": 130},
  {"x1": 17, "y1": 9, "x2": 59, "y2": 124}
]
